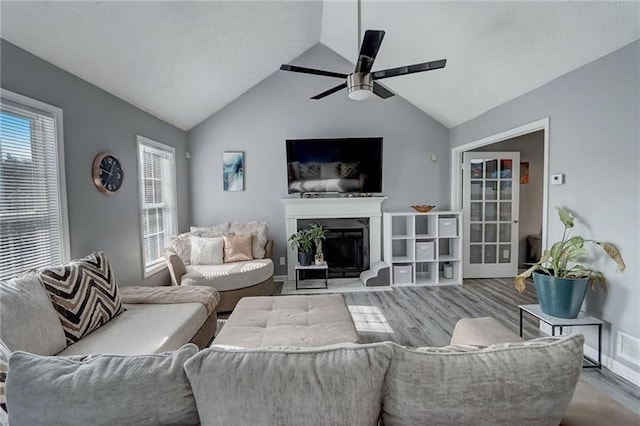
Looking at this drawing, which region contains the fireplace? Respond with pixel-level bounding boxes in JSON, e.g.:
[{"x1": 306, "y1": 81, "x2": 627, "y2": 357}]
[
  {"x1": 281, "y1": 196, "x2": 386, "y2": 281},
  {"x1": 298, "y1": 218, "x2": 369, "y2": 278}
]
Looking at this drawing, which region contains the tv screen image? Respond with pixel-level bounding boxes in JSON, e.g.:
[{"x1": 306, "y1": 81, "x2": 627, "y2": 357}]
[{"x1": 285, "y1": 138, "x2": 383, "y2": 194}]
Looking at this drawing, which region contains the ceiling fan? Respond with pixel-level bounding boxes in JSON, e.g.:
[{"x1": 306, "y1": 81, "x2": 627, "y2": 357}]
[{"x1": 280, "y1": 1, "x2": 447, "y2": 101}]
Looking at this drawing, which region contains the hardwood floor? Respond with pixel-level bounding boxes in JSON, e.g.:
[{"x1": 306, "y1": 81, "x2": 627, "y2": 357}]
[{"x1": 269, "y1": 277, "x2": 640, "y2": 414}]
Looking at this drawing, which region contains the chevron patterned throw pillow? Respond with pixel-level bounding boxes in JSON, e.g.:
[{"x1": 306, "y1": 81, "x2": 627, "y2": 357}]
[{"x1": 40, "y1": 251, "x2": 125, "y2": 345}]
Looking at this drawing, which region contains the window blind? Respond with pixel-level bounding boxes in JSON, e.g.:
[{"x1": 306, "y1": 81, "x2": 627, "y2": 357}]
[
  {"x1": 137, "y1": 137, "x2": 177, "y2": 275},
  {"x1": 0, "y1": 98, "x2": 66, "y2": 279}
]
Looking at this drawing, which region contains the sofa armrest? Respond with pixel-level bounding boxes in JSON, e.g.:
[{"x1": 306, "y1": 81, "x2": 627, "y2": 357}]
[
  {"x1": 450, "y1": 317, "x2": 524, "y2": 346},
  {"x1": 164, "y1": 251, "x2": 187, "y2": 286},
  {"x1": 264, "y1": 240, "x2": 274, "y2": 259}
]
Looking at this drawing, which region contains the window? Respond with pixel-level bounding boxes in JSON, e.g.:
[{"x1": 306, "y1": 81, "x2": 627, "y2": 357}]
[
  {"x1": 137, "y1": 136, "x2": 177, "y2": 276},
  {"x1": 0, "y1": 89, "x2": 69, "y2": 280}
]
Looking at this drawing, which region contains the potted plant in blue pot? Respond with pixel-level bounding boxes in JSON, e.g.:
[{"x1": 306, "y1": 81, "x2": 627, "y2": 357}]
[
  {"x1": 288, "y1": 229, "x2": 314, "y2": 266},
  {"x1": 515, "y1": 207, "x2": 625, "y2": 318}
]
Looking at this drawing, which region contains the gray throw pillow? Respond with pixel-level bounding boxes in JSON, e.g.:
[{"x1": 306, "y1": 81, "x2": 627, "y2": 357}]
[
  {"x1": 382, "y1": 335, "x2": 584, "y2": 426},
  {"x1": 6, "y1": 344, "x2": 199, "y2": 426},
  {"x1": 184, "y1": 342, "x2": 393, "y2": 426}
]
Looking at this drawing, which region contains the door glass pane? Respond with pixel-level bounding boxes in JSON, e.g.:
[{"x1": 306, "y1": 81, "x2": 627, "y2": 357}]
[
  {"x1": 485, "y1": 245, "x2": 497, "y2": 263},
  {"x1": 485, "y1": 224, "x2": 497, "y2": 242},
  {"x1": 499, "y1": 244, "x2": 511, "y2": 263},
  {"x1": 485, "y1": 159, "x2": 498, "y2": 178},
  {"x1": 470, "y1": 224, "x2": 483, "y2": 243},
  {"x1": 485, "y1": 202, "x2": 497, "y2": 221},
  {"x1": 470, "y1": 203, "x2": 483, "y2": 222},
  {"x1": 470, "y1": 245, "x2": 482, "y2": 264},
  {"x1": 471, "y1": 182, "x2": 482, "y2": 200},
  {"x1": 485, "y1": 181, "x2": 497, "y2": 200},
  {"x1": 500, "y1": 202, "x2": 512, "y2": 221},
  {"x1": 470, "y1": 161, "x2": 483, "y2": 179},
  {"x1": 500, "y1": 159, "x2": 513, "y2": 178},
  {"x1": 500, "y1": 180, "x2": 512, "y2": 200},
  {"x1": 499, "y1": 223, "x2": 511, "y2": 242}
]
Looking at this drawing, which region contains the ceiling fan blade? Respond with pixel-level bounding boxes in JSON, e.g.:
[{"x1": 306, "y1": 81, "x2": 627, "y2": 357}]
[
  {"x1": 354, "y1": 30, "x2": 385, "y2": 74},
  {"x1": 280, "y1": 64, "x2": 348, "y2": 79},
  {"x1": 311, "y1": 82, "x2": 348, "y2": 100},
  {"x1": 372, "y1": 59, "x2": 447, "y2": 80},
  {"x1": 373, "y1": 82, "x2": 395, "y2": 99}
]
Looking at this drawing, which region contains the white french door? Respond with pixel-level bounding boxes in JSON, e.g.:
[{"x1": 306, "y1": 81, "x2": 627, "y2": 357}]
[{"x1": 463, "y1": 152, "x2": 520, "y2": 278}]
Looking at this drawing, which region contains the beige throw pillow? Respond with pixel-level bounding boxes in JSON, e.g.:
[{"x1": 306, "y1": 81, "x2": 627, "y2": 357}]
[
  {"x1": 229, "y1": 221, "x2": 268, "y2": 259},
  {"x1": 223, "y1": 234, "x2": 253, "y2": 263},
  {"x1": 190, "y1": 236, "x2": 224, "y2": 265}
]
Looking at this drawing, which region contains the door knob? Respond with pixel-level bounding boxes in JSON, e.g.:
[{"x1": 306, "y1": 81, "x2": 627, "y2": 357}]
[{"x1": 513, "y1": 219, "x2": 519, "y2": 223}]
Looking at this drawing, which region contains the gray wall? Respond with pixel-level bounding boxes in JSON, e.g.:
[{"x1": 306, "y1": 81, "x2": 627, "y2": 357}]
[
  {"x1": 1, "y1": 39, "x2": 190, "y2": 286},
  {"x1": 473, "y1": 131, "x2": 544, "y2": 266},
  {"x1": 188, "y1": 43, "x2": 450, "y2": 275},
  {"x1": 451, "y1": 41, "x2": 640, "y2": 371}
]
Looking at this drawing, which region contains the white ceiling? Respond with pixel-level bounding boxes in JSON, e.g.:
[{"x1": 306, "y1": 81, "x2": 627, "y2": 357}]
[{"x1": 1, "y1": 1, "x2": 639, "y2": 130}]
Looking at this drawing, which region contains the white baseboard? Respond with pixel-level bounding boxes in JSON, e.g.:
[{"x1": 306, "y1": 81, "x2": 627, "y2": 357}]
[
  {"x1": 583, "y1": 344, "x2": 640, "y2": 387},
  {"x1": 273, "y1": 275, "x2": 287, "y2": 282},
  {"x1": 539, "y1": 322, "x2": 640, "y2": 387}
]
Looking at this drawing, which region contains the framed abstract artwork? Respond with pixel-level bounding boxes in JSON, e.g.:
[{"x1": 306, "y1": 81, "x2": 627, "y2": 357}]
[{"x1": 223, "y1": 151, "x2": 244, "y2": 191}]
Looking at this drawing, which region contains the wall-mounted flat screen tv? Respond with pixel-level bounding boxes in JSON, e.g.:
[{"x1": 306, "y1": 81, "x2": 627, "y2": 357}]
[{"x1": 286, "y1": 137, "x2": 383, "y2": 194}]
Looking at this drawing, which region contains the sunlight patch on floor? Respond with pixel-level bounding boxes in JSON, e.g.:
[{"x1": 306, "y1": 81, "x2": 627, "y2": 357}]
[{"x1": 348, "y1": 304, "x2": 394, "y2": 334}]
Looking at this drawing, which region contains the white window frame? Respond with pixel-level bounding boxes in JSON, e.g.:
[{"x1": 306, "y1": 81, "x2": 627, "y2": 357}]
[
  {"x1": 137, "y1": 135, "x2": 178, "y2": 277},
  {"x1": 0, "y1": 88, "x2": 70, "y2": 278}
]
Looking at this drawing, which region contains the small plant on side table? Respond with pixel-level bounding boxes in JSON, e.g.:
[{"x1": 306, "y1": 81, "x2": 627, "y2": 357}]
[
  {"x1": 308, "y1": 223, "x2": 327, "y2": 265},
  {"x1": 288, "y1": 229, "x2": 314, "y2": 266}
]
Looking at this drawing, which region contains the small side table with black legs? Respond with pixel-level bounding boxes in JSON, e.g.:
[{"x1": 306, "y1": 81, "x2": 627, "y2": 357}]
[
  {"x1": 295, "y1": 263, "x2": 329, "y2": 290},
  {"x1": 518, "y1": 304, "x2": 603, "y2": 369}
]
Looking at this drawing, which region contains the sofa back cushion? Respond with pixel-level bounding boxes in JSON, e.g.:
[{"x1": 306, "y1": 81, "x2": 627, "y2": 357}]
[
  {"x1": 229, "y1": 221, "x2": 268, "y2": 259},
  {"x1": 0, "y1": 274, "x2": 66, "y2": 355},
  {"x1": 6, "y1": 344, "x2": 199, "y2": 426},
  {"x1": 39, "y1": 251, "x2": 125, "y2": 345},
  {"x1": 382, "y1": 335, "x2": 584, "y2": 426},
  {"x1": 184, "y1": 343, "x2": 393, "y2": 426}
]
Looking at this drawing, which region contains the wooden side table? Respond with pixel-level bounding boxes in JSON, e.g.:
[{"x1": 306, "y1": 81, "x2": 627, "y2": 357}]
[
  {"x1": 295, "y1": 263, "x2": 329, "y2": 290},
  {"x1": 518, "y1": 304, "x2": 603, "y2": 369}
]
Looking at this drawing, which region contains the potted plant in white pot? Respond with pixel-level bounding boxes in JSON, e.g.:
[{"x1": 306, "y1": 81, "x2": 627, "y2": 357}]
[
  {"x1": 288, "y1": 229, "x2": 314, "y2": 266},
  {"x1": 514, "y1": 207, "x2": 625, "y2": 318},
  {"x1": 308, "y1": 223, "x2": 327, "y2": 266}
]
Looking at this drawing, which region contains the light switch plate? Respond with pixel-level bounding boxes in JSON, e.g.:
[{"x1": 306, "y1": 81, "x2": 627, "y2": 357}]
[
  {"x1": 551, "y1": 174, "x2": 565, "y2": 185},
  {"x1": 279, "y1": 257, "x2": 286, "y2": 266}
]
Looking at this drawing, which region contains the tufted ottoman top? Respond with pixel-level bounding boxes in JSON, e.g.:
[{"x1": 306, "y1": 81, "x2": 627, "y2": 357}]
[{"x1": 211, "y1": 294, "x2": 359, "y2": 348}]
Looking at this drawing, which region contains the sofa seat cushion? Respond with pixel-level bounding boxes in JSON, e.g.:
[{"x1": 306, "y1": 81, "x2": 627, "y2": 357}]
[
  {"x1": 382, "y1": 335, "x2": 585, "y2": 426},
  {"x1": 0, "y1": 274, "x2": 67, "y2": 356},
  {"x1": 182, "y1": 258, "x2": 273, "y2": 292},
  {"x1": 58, "y1": 303, "x2": 207, "y2": 356},
  {"x1": 184, "y1": 342, "x2": 393, "y2": 426},
  {"x1": 212, "y1": 294, "x2": 359, "y2": 348}
]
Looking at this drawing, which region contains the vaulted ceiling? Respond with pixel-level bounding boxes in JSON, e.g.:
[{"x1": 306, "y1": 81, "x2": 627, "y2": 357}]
[{"x1": 1, "y1": 1, "x2": 638, "y2": 131}]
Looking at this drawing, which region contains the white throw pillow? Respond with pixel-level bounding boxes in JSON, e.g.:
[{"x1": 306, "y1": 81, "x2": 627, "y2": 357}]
[
  {"x1": 190, "y1": 222, "x2": 230, "y2": 237},
  {"x1": 190, "y1": 236, "x2": 224, "y2": 265},
  {"x1": 320, "y1": 162, "x2": 340, "y2": 178}
]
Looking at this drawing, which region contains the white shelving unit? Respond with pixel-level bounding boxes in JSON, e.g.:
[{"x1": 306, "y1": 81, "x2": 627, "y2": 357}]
[{"x1": 383, "y1": 211, "x2": 463, "y2": 286}]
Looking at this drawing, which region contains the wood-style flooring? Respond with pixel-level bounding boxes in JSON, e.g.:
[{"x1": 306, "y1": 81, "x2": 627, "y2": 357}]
[{"x1": 268, "y1": 277, "x2": 640, "y2": 415}]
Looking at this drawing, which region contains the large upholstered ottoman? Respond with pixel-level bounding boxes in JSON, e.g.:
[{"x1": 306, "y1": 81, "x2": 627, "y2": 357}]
[{"x1": 212, "y1": 294, "x2": 359, "y2": 348}]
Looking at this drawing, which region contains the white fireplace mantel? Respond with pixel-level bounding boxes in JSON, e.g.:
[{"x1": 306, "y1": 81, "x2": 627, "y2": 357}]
[{"x1": 281, "y1": 197, "x2": 387, "y2": 280}]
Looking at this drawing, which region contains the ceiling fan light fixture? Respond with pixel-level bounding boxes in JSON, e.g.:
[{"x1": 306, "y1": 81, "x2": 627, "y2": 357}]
[{"x1": 347, "y1": 73, "x2": 373, "y2": 100}]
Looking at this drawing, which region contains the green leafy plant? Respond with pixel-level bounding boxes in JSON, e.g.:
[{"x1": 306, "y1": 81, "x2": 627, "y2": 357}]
[
  {"x1": 288, "y1": 229, "x2": 313, "y2": 253},
  {"x1": 307, "y1": 223, "x2": 327, "y2": 257},
  {"x1": 515, "y1": 207, "x2": 625, "y2": 293}
]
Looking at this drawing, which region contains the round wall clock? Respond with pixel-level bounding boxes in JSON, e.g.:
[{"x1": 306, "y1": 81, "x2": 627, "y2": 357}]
[{"x1": 92, "y1": 152, "x2": 124, "y2": 194}]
